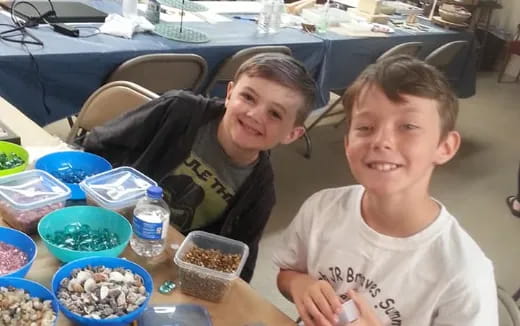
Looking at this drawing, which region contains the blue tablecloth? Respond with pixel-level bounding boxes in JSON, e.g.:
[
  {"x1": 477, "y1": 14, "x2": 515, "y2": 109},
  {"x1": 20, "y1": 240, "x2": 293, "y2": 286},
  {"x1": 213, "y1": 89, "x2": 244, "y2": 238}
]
[
  {"x1": 316, "y1": 21, "x2": 477, "y2": 102},
  {"x1": 0, "y1": 1, "x2": 477, "y2": 126},
  {"x1": 0, "y1": 0, "x2": 325, "y2": 125}
]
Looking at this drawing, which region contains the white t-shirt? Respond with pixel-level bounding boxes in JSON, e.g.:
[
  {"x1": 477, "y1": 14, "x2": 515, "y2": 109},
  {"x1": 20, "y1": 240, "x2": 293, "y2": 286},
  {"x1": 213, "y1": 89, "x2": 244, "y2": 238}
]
[{"x1": 273, "y1": 185, "x2": 498, "y2": 326}]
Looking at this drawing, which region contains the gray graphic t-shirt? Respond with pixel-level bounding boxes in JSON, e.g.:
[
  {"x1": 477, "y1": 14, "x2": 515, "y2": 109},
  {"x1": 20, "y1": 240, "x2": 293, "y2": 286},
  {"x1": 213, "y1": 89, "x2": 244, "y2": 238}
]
[{"x1": 160, "y1": 119, "x2": 255, "y2": 232}]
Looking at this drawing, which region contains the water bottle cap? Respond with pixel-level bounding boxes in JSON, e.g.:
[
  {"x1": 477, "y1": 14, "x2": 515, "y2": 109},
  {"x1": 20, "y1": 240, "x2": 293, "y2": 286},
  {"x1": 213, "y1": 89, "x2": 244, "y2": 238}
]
[{"x1": 147, "y1": 186, "x2": 163, "y2": 199}]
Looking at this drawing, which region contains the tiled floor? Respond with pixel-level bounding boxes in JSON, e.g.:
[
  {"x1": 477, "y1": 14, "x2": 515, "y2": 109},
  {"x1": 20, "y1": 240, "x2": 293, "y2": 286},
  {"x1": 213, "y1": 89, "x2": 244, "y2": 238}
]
[{"x1": 44, "y1": 72, "x2": 520, "y2": 321}]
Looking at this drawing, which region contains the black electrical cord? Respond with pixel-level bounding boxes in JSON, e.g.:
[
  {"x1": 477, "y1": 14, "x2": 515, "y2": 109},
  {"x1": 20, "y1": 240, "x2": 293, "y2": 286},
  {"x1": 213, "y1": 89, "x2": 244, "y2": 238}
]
[{"x1": 77, "y1": 26, "x2": 100, "y2": 38}]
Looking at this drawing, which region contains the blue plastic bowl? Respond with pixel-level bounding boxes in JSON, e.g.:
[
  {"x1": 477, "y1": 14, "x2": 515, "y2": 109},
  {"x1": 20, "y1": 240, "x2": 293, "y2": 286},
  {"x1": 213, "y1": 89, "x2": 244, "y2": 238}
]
[
  {"x1": 0, "y1": 277, "x2": 59, "y2": 325},
  {"x1": 35, "y1": 151, "x2": 112, "y2": 200},
  {"x1": 52, "y1": 256, "x2": 153, "y2": 326},
  {"x1": 0, "y1": 226, "x2": 37, "y2": 278},
  {"x1": 38, "y1": 206, "x2": 132, "y2": 263}
]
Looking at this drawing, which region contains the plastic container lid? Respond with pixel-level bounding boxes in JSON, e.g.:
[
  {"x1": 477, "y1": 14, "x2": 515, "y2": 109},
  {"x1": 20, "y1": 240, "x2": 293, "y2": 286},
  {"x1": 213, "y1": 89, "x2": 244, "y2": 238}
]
[
  {"x1": 137, "y1": 304, "x2": 213, "y2": 325},
  {"x1": 79, "y1": 166, "x2": 157, "y2": 210},
  {"x1": 174, "y1": 231, "x2": 249, "y2": 281},
  {"x1": 0, "y1": 169, "x2": 71, "y2": 210}
]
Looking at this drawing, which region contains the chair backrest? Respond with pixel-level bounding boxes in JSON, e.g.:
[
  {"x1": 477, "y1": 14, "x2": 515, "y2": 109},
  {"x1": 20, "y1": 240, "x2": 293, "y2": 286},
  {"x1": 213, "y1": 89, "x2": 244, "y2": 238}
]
[
  {"x1": 498, "y1": 287, "x2": 520, "y2": 326},
  {"x1": 106, "y1": 53, "x2": 208, "y2": 94},
  {"x1": 424, "y1": 40, "x2": 468, "y2": 72},
  {"x1": 377, "y1": 42, "x2": 423, "y2": 61},
  {"x1": 203, "y1": 45, "x2": 292, "y2": 95},
  {"x1": 66, "y1": 81, "x2": 159, "y2": 144}
]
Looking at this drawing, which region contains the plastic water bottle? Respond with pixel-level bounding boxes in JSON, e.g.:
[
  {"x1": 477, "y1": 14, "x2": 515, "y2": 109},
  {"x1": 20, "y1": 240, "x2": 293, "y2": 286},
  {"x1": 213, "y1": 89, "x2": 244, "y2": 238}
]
[
  {"x1": 257, "y1": 0, "x2": 284, "y2": 34},
  {"x1": 316, "y1": 1, "x2": 330, "y2": 34},
  {"x1": 122, "y1": 0, "x2": 138, "y2": 18},
  {"x1": 130, "y1": 186, "x2": 170, "y2": 257}
]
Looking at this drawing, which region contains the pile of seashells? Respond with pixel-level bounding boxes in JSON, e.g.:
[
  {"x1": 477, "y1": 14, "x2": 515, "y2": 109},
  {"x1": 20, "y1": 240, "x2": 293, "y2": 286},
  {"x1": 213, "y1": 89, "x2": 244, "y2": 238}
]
[
  {"x1": 0, "y1": 286, "x2": 56, "y2": 326},
  {"x1": 57, "y1": 266, "x2": 148, "y2": 319}
]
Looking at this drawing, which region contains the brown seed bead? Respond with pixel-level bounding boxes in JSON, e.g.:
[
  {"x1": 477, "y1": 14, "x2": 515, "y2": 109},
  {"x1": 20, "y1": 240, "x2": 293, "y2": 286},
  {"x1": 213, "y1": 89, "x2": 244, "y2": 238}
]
[{"x1": 183, "y1": 247, "x2": 241, "y2": 273}]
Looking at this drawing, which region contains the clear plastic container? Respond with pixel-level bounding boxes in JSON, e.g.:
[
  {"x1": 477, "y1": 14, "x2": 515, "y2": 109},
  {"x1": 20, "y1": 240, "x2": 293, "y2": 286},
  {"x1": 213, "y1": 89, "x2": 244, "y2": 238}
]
[
  {"x1": 0, "y1": 170, "x2": 71, "y2": 234},
  {"x1": 79, "y1": 167, "x2": 157, "y2": 220},
  {"x1": 174, "y1": 231, "x2": 249, "y2": 302},
  {"x1": 137, "y1": 304, "x2": 212, "y2": 325}
]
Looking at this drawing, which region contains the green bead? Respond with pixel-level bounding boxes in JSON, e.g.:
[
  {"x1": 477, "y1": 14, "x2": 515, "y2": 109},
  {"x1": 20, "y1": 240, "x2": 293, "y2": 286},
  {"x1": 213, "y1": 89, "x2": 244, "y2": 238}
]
[{"x1": 159, "y1": 281, "x2": 176, "y2": 294}]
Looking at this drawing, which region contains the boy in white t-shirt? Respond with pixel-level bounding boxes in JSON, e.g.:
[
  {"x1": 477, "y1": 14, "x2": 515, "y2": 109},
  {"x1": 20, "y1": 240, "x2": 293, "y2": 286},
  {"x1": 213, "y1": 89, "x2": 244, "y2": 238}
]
[{"x1": 273, "y1": 55, "x2": 498, "y2": 326}]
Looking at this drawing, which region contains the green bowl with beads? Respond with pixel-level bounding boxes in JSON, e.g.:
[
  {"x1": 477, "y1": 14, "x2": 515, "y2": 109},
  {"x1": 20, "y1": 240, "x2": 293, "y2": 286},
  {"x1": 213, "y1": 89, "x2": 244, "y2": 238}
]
[
  {"x1": 0, "y1": 141, "x2": 29, "y2": 176},
  {"x1": 38, "y1": 205, "x2": 132, "y2": 263}
]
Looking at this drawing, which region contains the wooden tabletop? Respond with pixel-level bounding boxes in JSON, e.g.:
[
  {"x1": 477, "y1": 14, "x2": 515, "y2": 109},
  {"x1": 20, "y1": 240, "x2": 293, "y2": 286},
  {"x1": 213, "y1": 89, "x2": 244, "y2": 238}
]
[
  {"x1": 14, "y1": 223, "x2": 295, "y2": 326},
  {"x1": 0, "y1": 96, "x2": 295, "y2": 325}
]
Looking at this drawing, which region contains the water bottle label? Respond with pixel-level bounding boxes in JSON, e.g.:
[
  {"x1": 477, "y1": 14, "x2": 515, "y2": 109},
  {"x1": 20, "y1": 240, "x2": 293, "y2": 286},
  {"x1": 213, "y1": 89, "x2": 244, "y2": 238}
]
[{"x1": 133, "y1": 215, "x2": 165, "y2": 240}]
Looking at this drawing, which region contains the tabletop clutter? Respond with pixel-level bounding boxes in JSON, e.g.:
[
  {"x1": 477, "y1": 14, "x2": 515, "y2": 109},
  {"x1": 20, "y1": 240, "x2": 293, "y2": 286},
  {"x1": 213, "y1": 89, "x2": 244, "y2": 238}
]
[{"x1": 0, "y1": 144, "x2": 250, "y2": 325}]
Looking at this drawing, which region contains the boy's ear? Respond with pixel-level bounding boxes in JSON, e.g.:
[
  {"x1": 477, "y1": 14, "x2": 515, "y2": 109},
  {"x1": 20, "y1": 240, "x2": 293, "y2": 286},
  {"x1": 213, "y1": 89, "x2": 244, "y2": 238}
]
[
  {"x1": 225, "y1": 81, "x2": 235, "y2": 102},
  {"x1": 434, "y1": 130, "x2": 461, "y2": 165},
  {"x1": 280, "y1": 126, "x2": 306, "y2": 145}
]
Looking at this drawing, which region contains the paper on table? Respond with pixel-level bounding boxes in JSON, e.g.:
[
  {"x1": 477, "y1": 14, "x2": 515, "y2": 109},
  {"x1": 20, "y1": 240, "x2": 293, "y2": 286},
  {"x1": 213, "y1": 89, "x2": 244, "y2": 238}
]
[
  {"x1": 196, "y1": 1, "x2": 262, "y2": 14},
  {"x1": 137, "y1": 3, "x2": 230, "y2": 23}
]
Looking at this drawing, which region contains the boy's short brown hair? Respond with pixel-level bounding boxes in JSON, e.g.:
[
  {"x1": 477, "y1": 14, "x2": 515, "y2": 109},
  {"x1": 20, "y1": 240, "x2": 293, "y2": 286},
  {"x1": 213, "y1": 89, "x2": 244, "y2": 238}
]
[
  {"x1": 342, "y1": 55, "x2": 458, "y2": 139},
  {"x1": 234, "y1": 53, "x2": 316, "y2": 126}
]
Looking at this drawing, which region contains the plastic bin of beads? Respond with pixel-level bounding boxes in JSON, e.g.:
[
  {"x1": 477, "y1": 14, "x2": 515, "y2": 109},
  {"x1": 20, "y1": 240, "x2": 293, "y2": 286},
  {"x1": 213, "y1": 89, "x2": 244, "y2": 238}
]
[
  {"x1": 79, "y1": 167, "x2": 157, "y2": 220},
  {"x1": 174, "y1": 231, "x2": 249, "y2": 302},
  {"x1": 35, "y1": 151, "x2": 112, "y2": 200},
  {"x1": 0, "y1": 170, "x2": 71, "y2": 234}
]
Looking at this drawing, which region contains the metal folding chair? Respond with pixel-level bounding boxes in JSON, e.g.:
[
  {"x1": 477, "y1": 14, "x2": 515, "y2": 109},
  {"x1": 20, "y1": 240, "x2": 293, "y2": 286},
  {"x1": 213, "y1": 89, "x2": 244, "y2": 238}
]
[
  {"x1": 425, "y1": 40, "x2": 469, "y2": 73},
  {"x1": 203, "y1": 45, "x2": 292, "y2": 96},
  {"x1": 106, "y1": 53, "x2": 208, "y2": 94},
  {"x1": 66, "y1": 81, "x2": 159, "y2": 145}
]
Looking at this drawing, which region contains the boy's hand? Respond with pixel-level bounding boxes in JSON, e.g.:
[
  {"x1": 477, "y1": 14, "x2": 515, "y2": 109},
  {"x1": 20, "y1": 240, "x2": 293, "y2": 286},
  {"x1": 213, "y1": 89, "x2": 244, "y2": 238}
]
[
  {"x1": 290, "y1": 276, "x2": 342, "y2": 326},
  {"x1": 346, "y1": 290, "x2": 383, "y2": 326}
]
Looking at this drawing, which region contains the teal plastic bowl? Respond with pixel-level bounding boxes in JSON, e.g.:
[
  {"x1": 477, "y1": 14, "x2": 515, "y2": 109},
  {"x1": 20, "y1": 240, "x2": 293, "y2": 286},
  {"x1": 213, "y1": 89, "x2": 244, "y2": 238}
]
[{"x1": 37, "y1": 206, "x2": 132, "y2": 263}]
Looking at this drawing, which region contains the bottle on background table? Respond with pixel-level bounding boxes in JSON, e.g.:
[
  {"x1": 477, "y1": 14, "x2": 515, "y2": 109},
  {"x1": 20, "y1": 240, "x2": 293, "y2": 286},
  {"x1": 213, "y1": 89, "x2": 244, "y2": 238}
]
[{"x1": 257, "y1": 0, "x2": 284, "y2": 34}]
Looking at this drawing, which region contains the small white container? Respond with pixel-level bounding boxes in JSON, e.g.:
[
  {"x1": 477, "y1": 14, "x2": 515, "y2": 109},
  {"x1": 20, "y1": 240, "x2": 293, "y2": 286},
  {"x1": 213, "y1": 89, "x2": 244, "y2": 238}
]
[
  {"x1": 122, "y1": 0, "x2": 138, "y2": 17},
  {"x1": 80, "y1": 167, "x2": 157, "y2": 220},
  {"x1": 0, "y1": 170, "x2": 71, "y2": 234},
  {"x1": 174, "y1": 231, "x2": 249, "y2": 302}
]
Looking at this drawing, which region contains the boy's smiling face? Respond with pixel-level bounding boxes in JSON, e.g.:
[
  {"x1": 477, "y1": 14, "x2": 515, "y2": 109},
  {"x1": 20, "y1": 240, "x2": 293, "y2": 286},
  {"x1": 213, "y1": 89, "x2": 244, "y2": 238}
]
[
  {"x1": 345, "y1": 84, "x2": 460, "y2": 197},
  {"x1": 220, "y1": 75, "x2": 305, "y2": 154}
]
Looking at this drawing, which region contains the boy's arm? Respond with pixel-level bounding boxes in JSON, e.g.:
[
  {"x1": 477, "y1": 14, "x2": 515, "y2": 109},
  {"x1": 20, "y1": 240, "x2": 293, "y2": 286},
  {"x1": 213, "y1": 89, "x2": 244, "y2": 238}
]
[
  {"x1": 237, "y1": 180, "x2": 275, "y2": 282},
  {"x1": 433, "y1": 263, "x2": 498, "y2": 326},
  {"x1": 82, "y1": 93, "x2": 183, "y2": 166}
]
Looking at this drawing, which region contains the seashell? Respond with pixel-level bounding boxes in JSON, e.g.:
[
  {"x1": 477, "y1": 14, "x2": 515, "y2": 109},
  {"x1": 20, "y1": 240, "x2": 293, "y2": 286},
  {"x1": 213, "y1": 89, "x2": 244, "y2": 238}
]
[
  {"x1": 135, "y1": 296, "x2": 146, "y2": 306},
  {"x1": 138, "y1": 286, "x2": 146, "y2": 295},
  {"x1": 126, "y1": 292, "x2": 137, "y2": 304},
  {"x1": 93, "y1": 273, "x2": 108, "y2": 282},
  {"x1": 108, "y1": 287, "x2": 122, "y2": 298},
  {"x1": 90, "y1": 292, "x2": 98, "y2": 302},
  {"x1": 109, "y1": 272, "x2": 125, "y2": 283},
  {"x1": 75, "y1": 271, "x2": 92, "y2": 284},
  {"x1": 88, "y1": 313, "x2": 101, "y2": 319},
  {"x1": 124, "y1": 272, "x2": 134, "y2": 284},
  {"x1": 116, "y1": 292, "x2": 126, "y2": 307},
  {"x1": 83, "y1": 278, "x2": 97, "y2": 293},
  {"x1": 68, "y1": 280, "x2": 83, "y2": 293},
  {"x1": 84, "y1": 305, "x2": 95, "y2": 314},
  {"x1": 32, "y1": 300, "x2": 43, "y2": 310},
  {"x1": 127, "y1": 304, "x2": 138, "y2": 312},
  {"x1": 100, "y1": 286, "x2": 109, "y2": 301}
]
